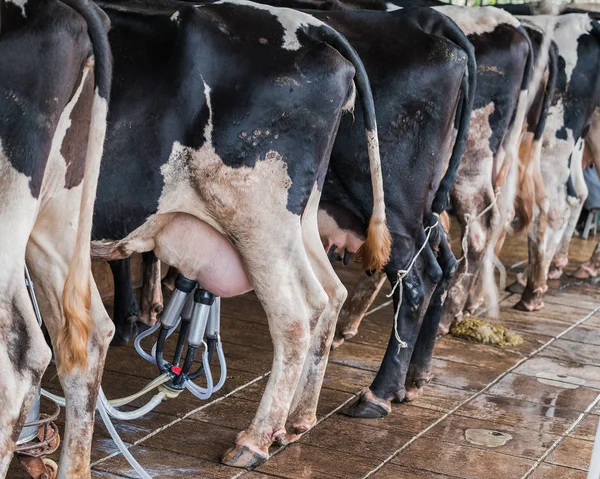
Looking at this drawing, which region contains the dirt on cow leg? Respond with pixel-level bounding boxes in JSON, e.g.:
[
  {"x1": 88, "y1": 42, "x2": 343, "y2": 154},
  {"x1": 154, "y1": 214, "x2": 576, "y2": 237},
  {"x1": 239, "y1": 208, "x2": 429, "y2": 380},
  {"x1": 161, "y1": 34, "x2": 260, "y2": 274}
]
[
  {"x1": 282, "y1": 199, "x2": 348, "y2": 445},
  {"x1": 333, "y1": 270, "x2": 386, "y2": 349},
  {"x1": 574, "y1": 241, "x2": 600, "y2": 278},
  {"x1": 516, "y1": 219, "x2": 549, "y2": 311}
]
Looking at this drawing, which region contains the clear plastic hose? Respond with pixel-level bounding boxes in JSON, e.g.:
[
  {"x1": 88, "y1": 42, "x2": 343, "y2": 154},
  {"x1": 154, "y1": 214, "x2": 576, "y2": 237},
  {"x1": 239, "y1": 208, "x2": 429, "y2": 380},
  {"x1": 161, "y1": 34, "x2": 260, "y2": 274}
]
[
  {"x1": 185, "y1": 346, "x2": 214, "y2": 400},
  {"x1": 212, "y1": 339, "x2": 227, "y2": 393},
  {"x1": 97, "y1": 399, "x2": 153, "y2": 479},
  {"x1": 133, "y1": 321, "x2": 162, "y2": 363},
  {"x1": 98, "y1": 388, "x2": 166, "y2": 421}
]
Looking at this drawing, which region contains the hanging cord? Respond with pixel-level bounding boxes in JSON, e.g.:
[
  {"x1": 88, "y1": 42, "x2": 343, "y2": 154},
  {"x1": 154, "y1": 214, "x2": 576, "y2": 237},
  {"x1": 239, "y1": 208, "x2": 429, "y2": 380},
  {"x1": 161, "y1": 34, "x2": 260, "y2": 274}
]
[
  {"x1": 386, "y1": 214, "x2": 440, "y2": 351},
  {"x1": 457, "y1": 191, "x2": 501, "y2": 271}
]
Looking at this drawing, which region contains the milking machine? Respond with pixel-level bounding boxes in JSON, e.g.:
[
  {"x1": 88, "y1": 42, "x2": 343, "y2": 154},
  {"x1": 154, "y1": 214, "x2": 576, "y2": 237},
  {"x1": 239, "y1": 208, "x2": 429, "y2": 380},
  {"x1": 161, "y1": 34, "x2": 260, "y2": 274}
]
[{"x1": 23, "y1": 268, "x2": 227, "y2": 479}]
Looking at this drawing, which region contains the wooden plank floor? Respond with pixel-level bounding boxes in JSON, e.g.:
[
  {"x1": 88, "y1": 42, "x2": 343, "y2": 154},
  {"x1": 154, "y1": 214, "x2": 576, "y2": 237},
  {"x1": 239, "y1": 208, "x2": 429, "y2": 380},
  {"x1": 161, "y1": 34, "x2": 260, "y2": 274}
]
[{"x1": 8, "y1": 229, "x2": 600, "y2": 479}]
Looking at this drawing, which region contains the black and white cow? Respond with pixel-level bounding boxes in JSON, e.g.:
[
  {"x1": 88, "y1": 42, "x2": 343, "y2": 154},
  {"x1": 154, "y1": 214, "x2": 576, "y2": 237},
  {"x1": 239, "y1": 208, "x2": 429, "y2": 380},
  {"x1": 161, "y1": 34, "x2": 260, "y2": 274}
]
[
  {"x1": 93, "y1": 0, "x2": 392, "y2": 467},
  {"x1": 105, "y1": 1, "x2": 476, "y2": 421},
  {"x1": 514, "y1": 14, "x2": 600, "y2": 310},
  {"x1": 512, "y1": 20, "x2": 558, "y2": 240},
  {"x1": 0, "y1": 0, "x2": 112, "y2": 477},
  {"x1": 306, "y1": 6, "x2": 475, "y2": 417},
  {"x1": 333, "y1": 3, "x2": 537, "y2": 414},
  {"x1": 324, "y1": 2, "x2": 533, "y2": 332}
]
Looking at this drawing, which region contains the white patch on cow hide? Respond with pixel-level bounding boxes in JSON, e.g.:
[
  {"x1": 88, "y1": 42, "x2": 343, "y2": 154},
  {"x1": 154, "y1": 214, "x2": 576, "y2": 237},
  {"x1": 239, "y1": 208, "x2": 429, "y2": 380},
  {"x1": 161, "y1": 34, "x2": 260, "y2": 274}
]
[
  {"x1": 157, "y1": 77, "x2": 296, "y2": 240},
  {"x1": 554, "y1": 14, "x2": 593, "y2": 84},
  {"x1": 385, "y1": 3, "x2": 402, "y2": 11},
  {"x1": 0, "y1": 139, "x2": 38, "y2": 285},
  {"x1": 212, "y1": 0, "x2": 323, "y2": 50},
  {"x1": 110, "y1": 77, "x2": 305, "y2": 297},
  {"x1": 541, "y1": 99, "x2": 573, "y2": 194},
  {"x1": 170, "y1": 11, "x2": 180, "y2": 23},
  {"x1": 570, "y1": 137, "x2": 588, "y2": 202},
  {"x1": 6, "y1": 0, "x2": 27, "y2": 17},
  {"x1": 435, "y1": 6, "x2": 520, "y2": 37}
]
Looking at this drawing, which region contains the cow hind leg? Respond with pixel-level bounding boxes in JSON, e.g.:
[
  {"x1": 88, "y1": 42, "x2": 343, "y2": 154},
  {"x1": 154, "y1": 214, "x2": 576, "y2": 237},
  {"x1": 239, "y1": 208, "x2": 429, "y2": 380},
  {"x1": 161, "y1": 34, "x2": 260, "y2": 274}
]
[
  {"x1": 0, "y1": 185, "x2": 51, "y2": 474},
  {"x1": 0, "y1": 285, "x2": 51, "y2": 476},
  {"x1": 276, "y1": 192, "x2": 347, "y2": 444},
  {"x1": 221, "y1": 220, "x2": 328, "y2": 468},
  {"x1": 332, "y1": 270, "x2": 385, "y2": 349},
  {"x1": 406, "y1": 227, "x2": 456, "y2": 401},
  {"x1": 549, "y1": 139, "x2": 588, "y2": 280},
  {"x1": 518, "y1": 184, "x2": 572, "y2": 311},
  {"x1": 439, "y1": 197, "x2": 497, "y2": 334},
  {"x1": 345, "y1": 236, "x2": 439, "y2": 419},
  {"x1": 27, "y1": 214, "x2": 114, "y2": 479}
]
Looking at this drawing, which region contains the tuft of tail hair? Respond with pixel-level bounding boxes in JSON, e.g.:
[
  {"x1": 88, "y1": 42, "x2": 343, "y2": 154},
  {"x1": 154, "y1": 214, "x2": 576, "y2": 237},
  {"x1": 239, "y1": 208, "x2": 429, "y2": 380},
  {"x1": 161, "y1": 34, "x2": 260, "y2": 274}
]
[
  {"x1": 312, "y1": 24, "x2": 391, "y2": 270},
  {"x1": 57, "y1": 0, "x2": 112, "y2": 373}
]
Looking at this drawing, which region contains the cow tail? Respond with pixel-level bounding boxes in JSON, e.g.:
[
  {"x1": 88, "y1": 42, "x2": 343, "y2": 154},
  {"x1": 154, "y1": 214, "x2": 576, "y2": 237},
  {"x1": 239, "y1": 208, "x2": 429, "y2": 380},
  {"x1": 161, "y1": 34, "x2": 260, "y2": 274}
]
[
  {"x1": 315, "y1": 25, "x2": 391, "y2": 271},
  {"x1": 515, "y1": 40, "x2": 557, "y2": 233},
  {"x1": 495, "y1": 25, "x2": 534, "y2": 191},
  {"x1": 430, "y1": 19, "x2": 476, "y2": 227},
  {"x1": 57, "y1": 0, "x2": 112, "y2": 373}
]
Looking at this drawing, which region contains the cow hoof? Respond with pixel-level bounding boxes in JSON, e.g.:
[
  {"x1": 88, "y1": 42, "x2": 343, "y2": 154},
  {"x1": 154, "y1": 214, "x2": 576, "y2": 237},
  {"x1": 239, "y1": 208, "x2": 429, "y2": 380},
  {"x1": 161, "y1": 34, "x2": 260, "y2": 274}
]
[
  {"x1": 274, "y1": 420, "x2": 313, "y2": 445},
  {"x1": 343, "y1": 391, "x2": 391, "y2": 419},
  {"x1": 331, "y1": 335, "x2": 345, "y2": 350},
  {"x1": 514, "y1": 299, "x2": 544, "y2": 312},
  {"x1": 573, "y1": 264, "x2": 596, "y2": 279},
  {"x1": 332, "y1": 329, "x2": 356, "y2": 350},
  {"x1": 221, "y1": 444, "x2": 268, "y2": 469},
  {"x1": 548, "y1": 268, "x2": 563, "y2": 280},
  {"x1": 437, "y1": 322, "x2": 450, "y2": 336},
  {"x1": 344, "y1": 399, "x2": 388, "y2": 418},
  {"x1": 405, "y1": 366, "x2": 430, "y2": 402},
  {"x1": 110, "y1": 326, "x2": 132, "y2": 346},
  {"x1": 273, "y1": 430, "x2": 297, "y2": 446},
  {"x1": 405, "y1": 385, "x2": 424, "y2": 402}
]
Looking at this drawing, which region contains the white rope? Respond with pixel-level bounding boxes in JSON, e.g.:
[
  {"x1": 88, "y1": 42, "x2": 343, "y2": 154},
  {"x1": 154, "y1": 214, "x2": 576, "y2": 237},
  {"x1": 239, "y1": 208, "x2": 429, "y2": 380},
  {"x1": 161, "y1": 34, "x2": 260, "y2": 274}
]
[
  {"x1": 386, "y1": 214, "x2": 440, "y2": 351},
  {"x1": 457, "y1": 191, "x2": 501, "y2": 271}
]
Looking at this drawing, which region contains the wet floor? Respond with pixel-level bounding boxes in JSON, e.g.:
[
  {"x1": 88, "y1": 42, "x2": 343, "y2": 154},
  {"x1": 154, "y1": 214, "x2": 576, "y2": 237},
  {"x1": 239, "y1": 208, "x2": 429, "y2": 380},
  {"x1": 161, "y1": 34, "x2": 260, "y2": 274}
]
[{"x1": 9, "y1": 228, "x2": 600, "y2": 479}]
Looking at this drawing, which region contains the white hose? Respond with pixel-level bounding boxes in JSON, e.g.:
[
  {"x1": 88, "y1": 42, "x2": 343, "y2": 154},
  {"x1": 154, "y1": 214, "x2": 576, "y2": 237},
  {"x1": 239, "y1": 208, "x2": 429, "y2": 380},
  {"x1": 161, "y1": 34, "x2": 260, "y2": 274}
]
[
  {"x1": 40, "y1": 388, "x2": 155, "y2": 479},
  {"x1": 98, "y1": 388, "x2": 166, "y2": 421},
  {"x1": 212, "y1": 340, "x2": 227, "y2": 393},
  {"x1": 109, "y1": 374, "x2": 169, "y2": 408},
  {"x1": 134, "y1": 321, "x2": 162, "y2": 363},
  {"x1": 97, "y1": 399, "x2": 153, "y2": 479},
  {"x1": 41, "y1": 389, "x2": 66, "y2": 407},
  {"x1": 185, "y1": 347, "x2": 213, "y2": 400}
]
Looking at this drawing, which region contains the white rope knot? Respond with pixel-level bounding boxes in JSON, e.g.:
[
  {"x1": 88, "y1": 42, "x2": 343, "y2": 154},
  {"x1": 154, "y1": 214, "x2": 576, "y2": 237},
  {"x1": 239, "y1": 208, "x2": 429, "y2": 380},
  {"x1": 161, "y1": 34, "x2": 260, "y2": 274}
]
[{"x1": 386, "y1": 213, "x2": 440, "y2": 351}]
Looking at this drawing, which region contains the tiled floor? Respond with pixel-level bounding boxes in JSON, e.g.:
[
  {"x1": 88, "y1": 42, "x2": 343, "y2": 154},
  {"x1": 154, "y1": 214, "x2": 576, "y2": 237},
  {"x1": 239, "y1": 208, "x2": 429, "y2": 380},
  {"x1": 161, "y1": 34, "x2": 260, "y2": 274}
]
[{"x1": 8, "y1": 231, "x2": 600, "y2": 479}]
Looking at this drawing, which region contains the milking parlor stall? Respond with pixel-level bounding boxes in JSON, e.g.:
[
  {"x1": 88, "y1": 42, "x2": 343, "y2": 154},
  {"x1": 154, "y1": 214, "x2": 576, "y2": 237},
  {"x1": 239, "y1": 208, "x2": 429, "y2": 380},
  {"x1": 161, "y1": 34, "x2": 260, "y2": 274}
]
[{"x1": 3, "y1": 0, "x2": 600, "y2": 477}]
